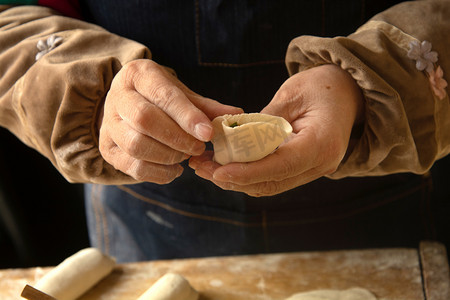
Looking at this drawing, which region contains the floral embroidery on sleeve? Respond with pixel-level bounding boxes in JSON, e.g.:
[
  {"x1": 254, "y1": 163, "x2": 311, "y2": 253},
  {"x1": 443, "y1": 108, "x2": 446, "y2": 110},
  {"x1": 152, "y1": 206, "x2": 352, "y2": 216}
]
[
  {"x1": 35, "y1": 35, "x2": 63, "y2": 61},
  {"x1": 428, "y1": 66, "x2": 448, "y2": 100},
  {"x1": 407, "y1": 40, "x2": 448, "y2": 100}
]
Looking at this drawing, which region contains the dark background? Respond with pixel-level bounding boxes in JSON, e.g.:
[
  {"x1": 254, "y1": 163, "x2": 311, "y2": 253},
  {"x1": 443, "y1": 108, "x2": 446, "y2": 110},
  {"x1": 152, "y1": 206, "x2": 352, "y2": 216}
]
[{"x1": 0, "y1": 127, "x2": 89, "y2": 269}]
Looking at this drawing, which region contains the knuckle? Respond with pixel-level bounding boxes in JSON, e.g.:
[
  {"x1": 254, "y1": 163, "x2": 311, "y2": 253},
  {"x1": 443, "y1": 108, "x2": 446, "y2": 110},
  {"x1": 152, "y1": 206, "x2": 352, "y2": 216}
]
[
  {"x1": 121, "y1": 60, "x2": 159, "y2": 88},
  {"x1": 274, "y1": 86, "x2": 295, "y2": 102},
  {"x1": 143, "y1": 59, "x2": 158, "y2": 69},
  {"x1": 121, "y1": 60, "x2": 142, "y2": 86},
  {"x1": 156, "y1": 148, "x2": 185, "y2": 165},
  {"x1": 167, "y1": 151, "x2": 187, "y2": 165},
  {"x1": 152, "y1": 83, "x2": 179, "y2": 108},
  {"x1": 123, "y1": 60, "x2": 141, "y2": 73},
  {"x1": 131, "y1": 102, "x2": 153, "y2": 129},
  {"x1": 257, "y1": 181, "x2": 280, "y2": 197},
  {"x1": 274, "y1": 85, "x2": 303, "y2": 105},
  {"x1": 127, "y1": 160, "x2": 148, "y2": 181},
  {"x1": 123, "y1": 131, "x2": 144, "y2": 157},
  {"x1": 165, "y1": 129, "x2": 185, "y2": 146},
  {"x1": 162, "y1": 127, "x2": 203, "y2": 155}
]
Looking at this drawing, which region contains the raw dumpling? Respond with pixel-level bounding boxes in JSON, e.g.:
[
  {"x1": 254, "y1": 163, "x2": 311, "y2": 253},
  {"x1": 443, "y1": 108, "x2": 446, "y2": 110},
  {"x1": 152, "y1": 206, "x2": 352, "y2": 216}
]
[{"x1": 212, "y1": 113, "x2": 293, "y2": 165}]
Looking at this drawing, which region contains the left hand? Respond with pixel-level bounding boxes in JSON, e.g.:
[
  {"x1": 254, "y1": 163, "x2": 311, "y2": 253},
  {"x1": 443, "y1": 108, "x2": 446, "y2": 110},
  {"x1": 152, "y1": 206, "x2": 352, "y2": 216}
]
[{"x1": 189, "y1": 64, "x2": 364, "y2": 197}]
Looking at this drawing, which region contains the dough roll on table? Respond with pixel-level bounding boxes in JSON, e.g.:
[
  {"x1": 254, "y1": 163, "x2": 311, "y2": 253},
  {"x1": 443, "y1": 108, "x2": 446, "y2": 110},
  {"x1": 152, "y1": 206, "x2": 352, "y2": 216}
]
[{"x1": 33, "y1": 248, "x2": 116, "y2": 300}]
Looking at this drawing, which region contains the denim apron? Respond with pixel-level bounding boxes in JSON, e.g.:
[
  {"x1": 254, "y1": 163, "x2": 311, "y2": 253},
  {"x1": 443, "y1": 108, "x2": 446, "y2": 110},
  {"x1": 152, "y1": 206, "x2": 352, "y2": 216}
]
[{"x1": 80, "y1": 0, "x2": 443, "y2": 262}]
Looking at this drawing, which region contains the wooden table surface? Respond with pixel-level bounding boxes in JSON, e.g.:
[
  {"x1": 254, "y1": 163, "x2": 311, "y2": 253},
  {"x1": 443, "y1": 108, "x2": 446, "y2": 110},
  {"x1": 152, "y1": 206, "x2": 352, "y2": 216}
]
[{"x1": 1, "y1": 241, "x2": 449, "y2": 300}]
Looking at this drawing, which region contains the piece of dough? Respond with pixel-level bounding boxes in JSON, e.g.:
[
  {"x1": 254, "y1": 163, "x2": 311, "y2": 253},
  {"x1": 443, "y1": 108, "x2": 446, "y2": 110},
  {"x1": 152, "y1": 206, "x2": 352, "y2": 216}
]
[
  {"x1": 285, "y1": 287, "x2": 377, "y2": 300},
  {"x1": 211, "y1": 113, "x2": 293, "y2": 165},
  {"x1": 34, "y1": 248, "x2": 116, "y2": 300},
  {"x1": 137, "y1": 273, "x2": 199, "y2": 300}
]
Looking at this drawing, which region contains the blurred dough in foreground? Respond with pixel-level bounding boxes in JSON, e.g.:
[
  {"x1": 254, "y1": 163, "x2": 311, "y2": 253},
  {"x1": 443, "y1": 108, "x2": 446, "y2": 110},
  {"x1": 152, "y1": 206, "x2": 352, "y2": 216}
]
[{"x1": 285, "y1": 287, "x2": 377, "y2": 300}]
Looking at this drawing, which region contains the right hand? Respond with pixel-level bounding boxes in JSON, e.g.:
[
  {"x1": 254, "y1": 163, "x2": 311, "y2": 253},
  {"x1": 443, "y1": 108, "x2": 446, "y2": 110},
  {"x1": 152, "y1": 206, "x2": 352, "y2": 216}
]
[
  {"x1": 189, "y1": 64, "x2": 364, "y2": 196},
  {"x1": 98, "y1": 59, "x2": 242, "y2": 184}
]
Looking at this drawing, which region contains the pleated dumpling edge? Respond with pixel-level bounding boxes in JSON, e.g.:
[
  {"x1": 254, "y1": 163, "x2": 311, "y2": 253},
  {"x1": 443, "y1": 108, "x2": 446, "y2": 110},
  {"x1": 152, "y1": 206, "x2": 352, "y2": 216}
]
[{"x1": 211, "y1": 113, "x2": 293, "y2": 165}]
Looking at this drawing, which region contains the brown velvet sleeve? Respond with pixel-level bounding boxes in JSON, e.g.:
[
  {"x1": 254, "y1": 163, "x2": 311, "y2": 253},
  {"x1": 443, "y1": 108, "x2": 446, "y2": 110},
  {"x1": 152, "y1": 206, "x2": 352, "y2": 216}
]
[
  {"x1": 285, "y1": 0, "x2": 450, "y2": 178},
  {"x1": 0, "y1": 5, "x2": 152, "y2": 184}
]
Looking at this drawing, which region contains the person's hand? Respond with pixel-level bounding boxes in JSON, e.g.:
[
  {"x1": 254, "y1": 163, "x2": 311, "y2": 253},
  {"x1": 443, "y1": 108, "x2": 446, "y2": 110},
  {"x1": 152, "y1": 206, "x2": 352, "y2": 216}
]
[
  {"x1": 189, "y1": 64, "x2": 364, "y2": 196},
  {"x1": 98, "y1": 59, "x2": 242, "y2": 184}
]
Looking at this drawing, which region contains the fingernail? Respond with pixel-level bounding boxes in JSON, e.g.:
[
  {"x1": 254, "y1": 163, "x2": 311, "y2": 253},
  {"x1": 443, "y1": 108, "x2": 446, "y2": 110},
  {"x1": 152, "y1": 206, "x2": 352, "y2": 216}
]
[
  {"x1": 194, "y1": 123, "x2": 213, "y2": 142},
  {"x1": 213, "y1": 169, "x2": 232, "y2": 181}
]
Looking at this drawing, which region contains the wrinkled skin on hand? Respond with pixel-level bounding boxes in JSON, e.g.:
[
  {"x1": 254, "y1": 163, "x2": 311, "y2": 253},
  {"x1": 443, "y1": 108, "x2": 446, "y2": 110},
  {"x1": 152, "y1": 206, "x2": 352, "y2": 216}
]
[
  {"x1": 98, "y1": 59, "x2": 243, "y2": 184},
  {"x1": 189, "y1": 64, "x2": 364, "y2": 197}
]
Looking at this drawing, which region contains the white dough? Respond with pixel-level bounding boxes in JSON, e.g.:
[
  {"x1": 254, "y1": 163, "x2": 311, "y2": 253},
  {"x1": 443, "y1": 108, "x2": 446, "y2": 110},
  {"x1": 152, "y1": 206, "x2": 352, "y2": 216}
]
[
  {"x1": 34, "y1": 248, "x2": 116, "y2": 300},
  {"x1": 285, "y1": 287, "x2": 377, "y2": 300},
  {"x1": 137, "y1": 273, "x2": 199, "y2": 300},
  {"x1": 212, "y1": 113, "x2": 293, "y2": 165}
]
